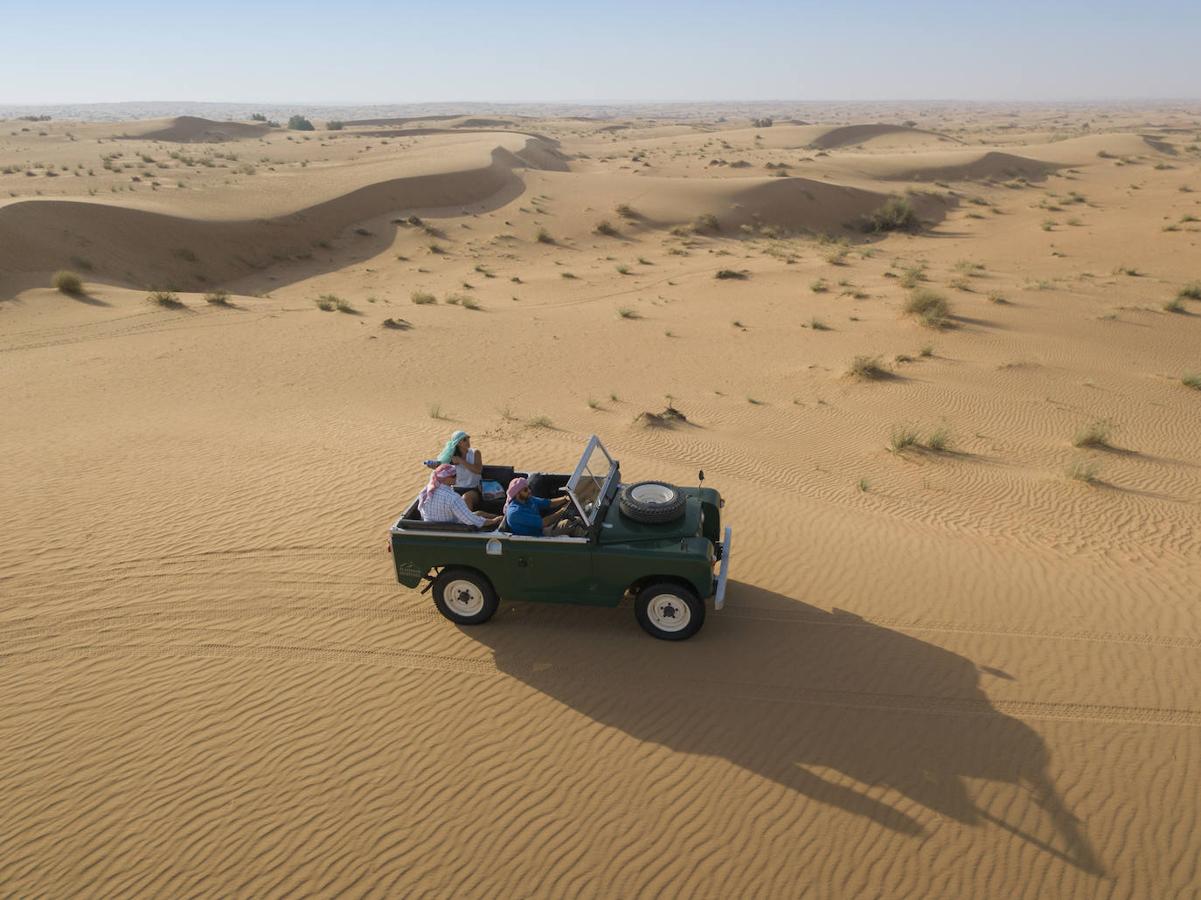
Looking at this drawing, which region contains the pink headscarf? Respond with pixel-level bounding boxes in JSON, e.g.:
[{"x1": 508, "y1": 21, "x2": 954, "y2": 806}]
[
  {"x1": 421, "y1": 463, "x2": 457, "y2": 503},
  {"x1": 505, "y1": 476, "x2": 529, "y2": 511}
]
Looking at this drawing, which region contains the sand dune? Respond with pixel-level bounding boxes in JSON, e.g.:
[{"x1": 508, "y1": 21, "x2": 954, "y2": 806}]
[
  {"x1": 3, "y1": 108, "x2": 1201, "y2": 898},
  {"x1": 807, "y1": 123, "x2": 959, "y2": 150},
  {"x1": 121, "y1": 115, "x2": 273, "y2": 143}
]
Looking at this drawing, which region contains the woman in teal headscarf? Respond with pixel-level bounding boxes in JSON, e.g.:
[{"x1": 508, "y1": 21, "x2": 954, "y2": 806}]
[{"x1": 429, "y1": 430, "x2": 485, "y2": 509}]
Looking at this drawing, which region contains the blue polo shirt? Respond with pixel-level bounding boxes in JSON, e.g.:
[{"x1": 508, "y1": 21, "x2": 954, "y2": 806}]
[{"x1": 506, "y1": 496, "x2": 551, "y2": 536}]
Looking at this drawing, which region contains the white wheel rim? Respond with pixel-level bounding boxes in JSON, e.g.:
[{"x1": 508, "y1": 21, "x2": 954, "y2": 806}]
[
  {"x1": 647, "y1": 594, "x2": 691, "y2": 633},
  {"x1": 444, "y1": 579, "x2": 485, "y2": 616},
  {"x1": 631, "y1": 484, "x2": 675, "y2": 505}
]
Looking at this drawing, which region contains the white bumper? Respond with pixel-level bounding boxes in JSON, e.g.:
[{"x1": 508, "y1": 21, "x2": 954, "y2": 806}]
[{"x1": 714, "y1": 526, "x2": 732, "y2": 610}]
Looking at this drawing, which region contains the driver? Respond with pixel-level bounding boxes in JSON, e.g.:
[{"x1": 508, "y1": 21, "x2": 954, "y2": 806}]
[{"x1": 504, "y1": 477, "x2": 574, "y2": 536}]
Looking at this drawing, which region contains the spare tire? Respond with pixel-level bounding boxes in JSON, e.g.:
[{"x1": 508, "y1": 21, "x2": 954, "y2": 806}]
[{"x1": 619, "y1": 481, "x2": 687, "y2": 524}]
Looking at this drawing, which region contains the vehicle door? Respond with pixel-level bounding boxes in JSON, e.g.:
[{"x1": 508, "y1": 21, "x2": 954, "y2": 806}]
[{"x1": 502, "y1": 534, "x2": 599, "y2": 603}]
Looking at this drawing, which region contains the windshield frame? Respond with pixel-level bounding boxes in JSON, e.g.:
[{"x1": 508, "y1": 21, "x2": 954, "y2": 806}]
[{"x1": 565, "y1": 435, "x2": 617, "y2": 527}]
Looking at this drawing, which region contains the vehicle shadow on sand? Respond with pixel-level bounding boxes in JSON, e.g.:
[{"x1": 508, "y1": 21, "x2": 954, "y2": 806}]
[{"x1": 466, "y1": 581, "x2": 1103, "y2": 876}]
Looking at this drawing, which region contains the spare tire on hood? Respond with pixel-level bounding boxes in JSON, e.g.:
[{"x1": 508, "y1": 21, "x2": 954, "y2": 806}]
[{"x1": 619, "y1": 481, "x2": 687, "y2": 524}]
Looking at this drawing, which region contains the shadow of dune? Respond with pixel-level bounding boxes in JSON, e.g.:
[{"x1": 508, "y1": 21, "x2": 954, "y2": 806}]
[
  {"x1": 467, "y1": 581, "x2": 1103, "y2": 875},
  {"x1": 0, "y1": 143, "x2": 542, "y2": 297}
]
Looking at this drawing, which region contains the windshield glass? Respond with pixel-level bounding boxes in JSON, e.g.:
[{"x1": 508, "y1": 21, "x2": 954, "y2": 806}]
[{"x1": 566, "y1": 436, "x2": 616, "y2": 525}]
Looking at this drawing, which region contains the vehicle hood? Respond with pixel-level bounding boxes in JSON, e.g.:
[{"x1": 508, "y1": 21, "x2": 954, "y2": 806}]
[{"x1": 597, "y1": 495, "x2": 703, "y2": 545}]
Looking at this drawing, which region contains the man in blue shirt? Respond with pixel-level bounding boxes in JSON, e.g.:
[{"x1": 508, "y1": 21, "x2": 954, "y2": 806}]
[{"x1": 504, "y1": 477, "x2": 573, "y2": 536}]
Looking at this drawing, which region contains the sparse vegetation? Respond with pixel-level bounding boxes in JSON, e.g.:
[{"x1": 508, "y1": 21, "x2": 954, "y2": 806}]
[
  {"x1": 1073, "y1": 419, "x2": 1114, "y2": 449},
  {"x1": 1183, "y1": 373, "x2": 1201, "y2": 390},
  {"x1": 411, "y1": 291, "x2": 436, "y2": 305},
  {"x1": 987, "y1": 291, "x2": 1008, "y2": 304},
  {"x1": 149, "y1": 290, "x2": 182, "y2": 308},
  {"x1": 616, "y1": 203, "x2": 639, "y2": 220},
  {"x1": 616, "y1": 264, "x2": 631, "y2": 275},
  {"x1": 809, "y1": 317, "x2": 830, "y2": 331},
  {"x1": 527, "y1": 415, "x2": 553, "y2": 429},
  {"x1": 715, "y1": 269, "x2": 748, "y2": 280},
  {"x1": 1163, "y1": 296, "x2": 1186, "y2": 313},
  {"x1": 692, "y1": 213, "x2": 720, "y2": 234},
  {"x1": 1066, "y1": 458, "x2": 1100, "y2": 484},
  {"x1": 810, "y1": 278, "x2": 829, "y2": 293},
  {"x1": 428, "y1": 403, "x2": 446, "y2": 420},
  {"x1": 1178, "y1": 282, "x2": 1201, "y2": 301},
  {"x1": 926, "y1": 426, "x2": 953, "y2": 452},
  {"x1": 204, "y1": 290, "x2": 231, "y2": 305},
  {"x1": 287, "y1": 115, "x2": 315, "y2": 131},
  {"x1": 595, "y1": 220, "x2": 619, "y2": 236},
  {"x1": 898, "y1": 264, "x2": 926, "y2": 289},
  {"x1": 904, "y1": 288, "x2": 952, "y2": 328},
  {"x1": 382, "y1": 318, "x2": 412, "y2": 330},
  {"x1": 889, "y1": 425, "x2": 921, "y2": 452},
  {"x1": 617, "y1": 306, "x2": 641, "y2": 319},
  {"x1": 861, "y1": 196, "x2": 918, "y2": 233},
  {"x1": 535, "y1": 227, "x2": 554, "y2": 244},
  {"x1": 52, "y1": 270, "x2": 82, "y2": 294},
  {"x1": 848, "y1": 355, "x2": 889, "y2": 380}
]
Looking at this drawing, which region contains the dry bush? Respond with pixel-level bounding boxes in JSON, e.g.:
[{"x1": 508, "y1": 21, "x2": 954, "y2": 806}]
[
  {"x1": 904, "y1": 289, "x2": 951, "y2": 327},
  {"x1": 52, "y1": 270, "x2": 82, "y2": 294},
  {"x1": 848, "y1": 355, "x2": 888, "y2": 379}
]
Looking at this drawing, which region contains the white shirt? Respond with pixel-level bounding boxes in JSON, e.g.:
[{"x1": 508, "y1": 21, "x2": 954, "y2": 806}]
[
  {"x1": 418, "y1": 484, "x2": 486, "y2": 527},
  {"x1": 455, "y1": 448, "x2": 481, "y2": 490}
]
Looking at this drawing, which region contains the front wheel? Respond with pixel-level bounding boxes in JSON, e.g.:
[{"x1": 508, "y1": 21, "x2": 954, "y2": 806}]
[
  {"x1": 635, "y1": 583, "x2": 704, "y2": 641},
  {"x1": 432, "y1": 568, "x2": 499, "y2": 625}
]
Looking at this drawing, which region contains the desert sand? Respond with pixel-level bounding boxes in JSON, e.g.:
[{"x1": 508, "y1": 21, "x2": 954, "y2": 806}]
[{"x1": 2, "y1": 105, "x2": 1200, "y2": 897}]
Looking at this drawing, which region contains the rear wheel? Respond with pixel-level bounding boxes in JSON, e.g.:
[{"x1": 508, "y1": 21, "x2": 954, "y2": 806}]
[
  {"x1": 635, "y1": 583, "x2": 704, "y2": 641},
  {"x1": 432, "y1": 568, "x2": 499, "y2": 625}
]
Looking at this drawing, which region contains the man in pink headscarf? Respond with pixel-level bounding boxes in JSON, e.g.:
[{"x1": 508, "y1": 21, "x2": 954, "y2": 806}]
[
  {"x1": 503, "y1": 476, "x2": 573, "y2": 536},
  {"x1": 418, "y1": 464, "x2": 501, "y2": 529}
]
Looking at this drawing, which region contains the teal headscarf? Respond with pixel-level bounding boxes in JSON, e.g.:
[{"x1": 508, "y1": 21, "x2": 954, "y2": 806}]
[{"x1": 437, "y1": 430, "x2": 469, "y2": 464}]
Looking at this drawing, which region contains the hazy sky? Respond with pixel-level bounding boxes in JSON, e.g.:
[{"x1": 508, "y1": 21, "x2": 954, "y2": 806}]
[{"x1": 2, "y1": 0, "x2": 1198, "y2": 104}]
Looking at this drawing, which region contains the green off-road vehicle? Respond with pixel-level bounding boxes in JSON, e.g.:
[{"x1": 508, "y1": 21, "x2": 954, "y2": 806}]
[{"x1": 389, "y1": 436, "x2": 732, "y2": 640}]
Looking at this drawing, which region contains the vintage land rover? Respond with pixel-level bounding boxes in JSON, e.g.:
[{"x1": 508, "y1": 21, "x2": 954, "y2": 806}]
[{"x1": 389, "y1": 436, "x2": 732, "y2": 640}]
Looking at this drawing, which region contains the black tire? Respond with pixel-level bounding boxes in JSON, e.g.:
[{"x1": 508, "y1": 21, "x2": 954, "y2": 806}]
[
  {"x1": 432, "y1": 568, "x2": 499, "y2": 625},
  {"x1": 635, "y1": 583, "x2": 704, "y2": 641},
  {"x1": 619, "y1": 481, "x2": 687, "y2": 524}
]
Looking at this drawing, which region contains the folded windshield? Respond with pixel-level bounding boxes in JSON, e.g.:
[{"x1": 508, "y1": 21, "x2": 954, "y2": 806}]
[{"x1": 566, "y1": 436, "x2": 617, "y2": 525}]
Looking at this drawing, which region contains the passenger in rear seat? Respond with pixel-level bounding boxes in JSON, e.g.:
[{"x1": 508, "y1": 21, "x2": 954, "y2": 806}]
[
  {"x1": 418, "y1": 465, "x2": 501, "y2": 529},
  {"x1": 424, "y1": 430, "x2": 485, "y2": 510}
]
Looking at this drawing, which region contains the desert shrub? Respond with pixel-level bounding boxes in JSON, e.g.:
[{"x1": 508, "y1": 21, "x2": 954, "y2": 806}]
[
  {"x1": 809, "y1": 317, "x2": 830, "y2": 331},
  {"x1": 617, "y1": 306, "x2": 641, "y2": 319},
  {"x1": 987, "y1": 291, "x2": 1008, "y2": 304},
  {"x1": 460, "y1": 296, "x2": 481, "y2": 311},
  {"x1": 1066, "y1": 459, "x2": 1100, "y2": 483},
  {"x1": 595, "y1": 220, "x2": 619, "y2": 236},
  {"x1": 1178, "y1": 282, "x2": 1201, "y2": 300},
  {"x1": 615, "y1": 203, "x2": 639, "y2": 219},
  {"x1": 428, "y1": 403, "x2": 446, "y2": 420},
  {"x1": 204, "y1": 290, "x2": 231, "y2": 305},
  {"x1": 535, "y1": 227, "x2": 554, "y2": 244},
  {"x1": 149, "y1": 290, "x2": 182, "y2": 308},
  {"x1": 861, "y1": 196, "x2": 917, "y2": 232},
  {"x1": 428, "y1": 242, "x2": 446, "y2": 254},
  {"x1": 616, "y1": 264, "x2": 631, "y2": 275},
  {"x1": 715, "y1": 269, "x2": 747, "y2": 280},
  {"x1": 326, "y1": 120, "x2": 344, "y2": 130},
  {"x1": 411, "y1": 291, "x2": 436, "y2": 305},
  {"x1": 898, "y1": 264, "x2": 926, "y2": 288},
  {"x1": 848, "y1": 355, "x2": 888, "y2": 379},
  {"x1": 527, "y1": 416, "x2": 553, "y2": 429},
  {"x1": 1073, "y1": 419, "x2": 1113, "y2": 448},
  {"x1": 1163, "y1": 297, "x2": 1186, "y2": 313},
  {"x1": 334, "y1": 297, "x2": 356, "y2": 313},
  {"x1": 693, "y1": 213, "x2": 720, "y2": 234},
  {"x1": 287, "y1": 115, "x2": 315, "y2": 131},
  {"x1": 904, "y1": 289, "x2": 951, "y2": 327},
  {"x1": 250, "y1": 113, "x2": 267, "y2": 122},
  {"x1": 810, "y1": 278, "x2": 829, "y2": 293},
  {"x1": 926, "y1": 426, "x2": 952, "y2": 452},
  {"x1": 1183, "y1": 373, "x2": 1201, "y2": 390},
  {"x1": 315, "y1": 296, "x2": 337, "y2": 311},
  {"x1": 382, "y1": 318, "x2": 412, "y2": 330},
  {"x1": 52, "y1": 270, "x2": 82, "y2": 294},
  {"x1": 889, "y1": 425, "x2": 920, "y2": 452}
]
